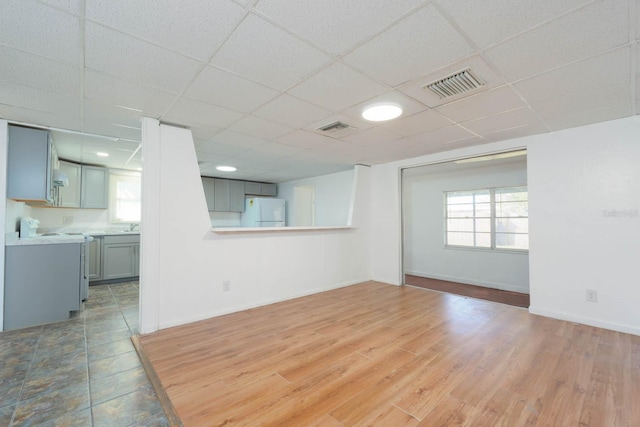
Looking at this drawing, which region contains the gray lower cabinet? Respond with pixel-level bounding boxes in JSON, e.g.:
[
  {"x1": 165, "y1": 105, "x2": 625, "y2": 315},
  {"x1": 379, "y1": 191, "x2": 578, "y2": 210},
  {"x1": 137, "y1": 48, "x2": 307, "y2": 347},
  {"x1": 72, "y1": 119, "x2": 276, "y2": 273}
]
[
  {"x1": 4, "y1": 243, "x2": 82, "y2": 331},
  {"x1": 102, "y1": 235, "x2": 140, "y2": 280},
  {"x1": 88, "y1": 236, "x2": 103, "y2": 281}
]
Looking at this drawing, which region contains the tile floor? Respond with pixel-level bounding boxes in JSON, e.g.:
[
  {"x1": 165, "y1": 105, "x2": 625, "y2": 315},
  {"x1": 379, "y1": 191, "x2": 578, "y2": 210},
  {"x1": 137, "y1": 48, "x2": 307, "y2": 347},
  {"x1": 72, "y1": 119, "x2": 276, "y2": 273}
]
[{"x1": 0, "y1": 281, "x2": 169, "y2": 426}]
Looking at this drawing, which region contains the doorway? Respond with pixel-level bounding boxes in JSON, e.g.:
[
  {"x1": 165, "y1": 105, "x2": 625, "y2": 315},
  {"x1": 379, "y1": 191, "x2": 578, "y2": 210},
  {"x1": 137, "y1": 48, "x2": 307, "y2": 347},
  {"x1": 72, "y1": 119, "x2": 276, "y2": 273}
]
[
  {"x1": 292, "y1": 185, "x2": 315, "y2": 226},
  {"x1": 401, "y1": 151, "x2": 530, "y2": 307}
]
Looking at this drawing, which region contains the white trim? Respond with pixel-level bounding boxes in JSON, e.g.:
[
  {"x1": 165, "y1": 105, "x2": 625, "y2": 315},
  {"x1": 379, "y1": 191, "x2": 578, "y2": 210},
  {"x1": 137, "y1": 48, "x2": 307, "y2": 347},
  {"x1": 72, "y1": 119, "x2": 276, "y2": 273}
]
[
  {"x1": 212, "y1": 226, "x2": 354, "y2": 233},
  {"x1": 139, "y1": 118, "x2": 161, "y2": 334},
  {"x1": 529, "y1": 306, "x2": 640, "y2": 336}
]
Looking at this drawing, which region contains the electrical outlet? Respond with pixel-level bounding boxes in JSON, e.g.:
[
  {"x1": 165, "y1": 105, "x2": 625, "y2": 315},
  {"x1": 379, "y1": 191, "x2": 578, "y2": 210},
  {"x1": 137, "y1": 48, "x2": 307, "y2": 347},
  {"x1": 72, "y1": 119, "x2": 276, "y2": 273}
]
[
  {"x1": 586, "y1": 289, "x2": 598, "y2": 302},
  {"x1": 223, "y1": 280, "x2": 231, "y2": 292},
  {"x1": 63, "y1": 216, "x2": 73, "y2": 225}
]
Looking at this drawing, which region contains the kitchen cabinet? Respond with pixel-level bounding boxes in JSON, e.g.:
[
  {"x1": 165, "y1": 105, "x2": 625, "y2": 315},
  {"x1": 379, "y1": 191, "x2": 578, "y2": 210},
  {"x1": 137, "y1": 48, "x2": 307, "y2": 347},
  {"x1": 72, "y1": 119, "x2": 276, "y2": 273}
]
[
  {"x1": 58, "y1": 160, "x2": 82, "y2": 208},
  {"x1": 244, "y1": 181, "x2": 277, "y2": 196},
  {"x1": 102, "y1": 234, "x2": 140, "y2": 280},
  {"x1": 81, "y1": 165, "x2": 109, "y2": 208},
  {"x1": 4, "y1": 243, "x2": 82, "y2": 330},
  {"x1": 7, "y1": 125, "x2": 54, "y2": 203},
  {"x1": 88, "y1": 235, "x2": 103, "y2": 281},
  {"x1": 214, "y1": 179, "x2": 244, "y2": 212},
  {"x1": 202, "y1": 177, "x2": 216, "y2": 211},
  {"x1": 202, "y1": 178, "x2": 245, "y2": 212}
]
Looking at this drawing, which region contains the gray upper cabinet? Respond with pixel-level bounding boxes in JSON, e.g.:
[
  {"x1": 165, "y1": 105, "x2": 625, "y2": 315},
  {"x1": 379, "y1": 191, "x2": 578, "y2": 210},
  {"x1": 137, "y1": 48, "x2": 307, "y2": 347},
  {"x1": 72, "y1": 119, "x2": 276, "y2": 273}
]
[
  {"x1": 261, "y1": 183, "x2": 277, "y2": 196},
  {"x1": 58, "y1": 160, "x2": 82, "y2": 208},
  {"x1": 244, "y1": 181, "x2": 277, "y2": 197},
  {"x1": 7, "y1": 125, "x2": 54, "y2": 203},
  {"x1": 81, "y1": 165, "x2": 108, "y2": 209},
  {"x1": 202, "y1": 177, "x2": 216, "y2": 212},
  {"x1": 213, "y1": 179, "x2": 245, "y2": 212}
]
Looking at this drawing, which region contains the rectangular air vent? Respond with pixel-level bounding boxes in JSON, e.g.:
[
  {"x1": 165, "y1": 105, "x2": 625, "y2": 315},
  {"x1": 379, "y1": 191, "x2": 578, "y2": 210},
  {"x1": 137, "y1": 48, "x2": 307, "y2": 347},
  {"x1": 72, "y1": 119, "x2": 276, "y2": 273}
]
[
  {"x1": 423, "y1": 68, "x2": 484, "y2": 99},
  {"x1": 318, "y1": 121, "x2": 351, "y2": 133}
]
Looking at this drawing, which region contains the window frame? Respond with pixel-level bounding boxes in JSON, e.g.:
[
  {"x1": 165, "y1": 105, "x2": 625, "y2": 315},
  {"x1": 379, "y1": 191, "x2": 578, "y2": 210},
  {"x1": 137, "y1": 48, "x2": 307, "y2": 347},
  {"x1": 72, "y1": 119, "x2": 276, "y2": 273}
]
[
  {"x1": 444, "y1": 185, "x2": 528, "y2": 253},
  {"x1": 109, "y1": 170, "x2": 142, "y2": 224}
]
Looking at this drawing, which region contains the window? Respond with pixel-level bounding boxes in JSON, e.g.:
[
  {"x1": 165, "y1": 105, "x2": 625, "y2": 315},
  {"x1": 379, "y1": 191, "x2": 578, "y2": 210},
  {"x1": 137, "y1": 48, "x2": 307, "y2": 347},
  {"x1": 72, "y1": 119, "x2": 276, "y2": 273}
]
[
  {"x1": 445, "y1": 186, "x2": 528, "y2": 251},
  {"x1": 109, "y1": 171, "x2": 141, "y2": 223}
]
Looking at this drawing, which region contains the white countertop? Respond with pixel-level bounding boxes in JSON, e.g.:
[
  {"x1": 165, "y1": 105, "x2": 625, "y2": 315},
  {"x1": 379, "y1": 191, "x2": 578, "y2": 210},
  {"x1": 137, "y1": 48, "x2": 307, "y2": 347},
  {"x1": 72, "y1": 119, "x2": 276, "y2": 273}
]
[{"x1": 6, "y1": 234, "x2": 87, "y2": 246}]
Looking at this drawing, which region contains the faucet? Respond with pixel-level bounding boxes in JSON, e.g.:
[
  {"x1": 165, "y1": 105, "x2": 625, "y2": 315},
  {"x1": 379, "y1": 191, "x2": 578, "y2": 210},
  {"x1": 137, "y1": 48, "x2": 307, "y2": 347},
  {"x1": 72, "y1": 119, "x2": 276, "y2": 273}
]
[{"x1": 129, "y1": 223, "x2": 140, "y2": 232}]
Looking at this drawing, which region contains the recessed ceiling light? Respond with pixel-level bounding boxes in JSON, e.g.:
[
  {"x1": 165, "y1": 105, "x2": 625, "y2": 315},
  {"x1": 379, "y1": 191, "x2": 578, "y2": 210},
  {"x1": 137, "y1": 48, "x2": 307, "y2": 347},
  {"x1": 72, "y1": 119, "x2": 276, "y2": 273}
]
[
  {"x1": 216, "y1": 165, "x2": 237, "y2": 172},
  {"x1": 362, "y1": 102, "x2": 403, "y2": 122},
  {"x1": 96, "y1": 152, "x2": 109, "y2": 157}
]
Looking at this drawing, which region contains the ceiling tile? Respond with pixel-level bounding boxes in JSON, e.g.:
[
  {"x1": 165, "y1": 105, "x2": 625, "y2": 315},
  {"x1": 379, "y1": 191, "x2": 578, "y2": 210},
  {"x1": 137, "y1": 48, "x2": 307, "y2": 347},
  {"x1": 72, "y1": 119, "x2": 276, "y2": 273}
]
[
  {"x1": 211, "y1": 14, "x2": 331, "y2": 90},
  {"x1": 436, "y1": 85, "x2": 526, "y2": 123},
  {"x1": 0, "y1": 0, "x2": 80, "y2": 65},
  {"x1": 310, "y1": 141, "x2": 372, "y2": 164},
  {"x1": 85, "y1": 71, "x2": 176, "y2": 117},
  {"x1": 531, "y1": 80, "x2": 631, "y2": 120},
  {"x1": 250, "y1": 142, "x2": 307, "y2": 158},
  {"x1": 255, "y1": 0, "x2": 423, "y2": 55},
  {"x1": 83, "y1": 101, "x2": 144, "y2": 129},
  {"x1": 343, "y1": 127, "x2": 403, "y2": 146},
  {"x1": 85, "y1": 0, "x2": 246, "y2": 61},
  {"x1": 344, "y1": 4, "x2": 474, "y2": 86},
  {"x1": 229, "y1": 115, "x2": 295, "y2": 140},
  {"x1": 461, "y1": 107, "x2": 545, "y2": 136},
  {"x1": 481, "y1": 122, "x2": 549, "y2": 143},
  {"x1": 85, "y1": 22, "x2": 202, "y2": 94},
  {"x1": 381, "y1": 109, "x2": 453, "y2": 138},
  {"x1": 277, "y1": 130, "x2": 336, "y2": 149},
  {"x1": 305, "y1": 113, "x2": 375, "y2": 136},
  {"x1": 185, "y1": 66, "x2": 279, "y2": 113},
  {"x1": 253, "y1": 94, "x2": 332, "y2": 128},
  {"x1": 209, "y1": 129, "x2": 269, "y2": 149},
  {"x1": 197, "y1": 141, "x2": 249, "y2": 158},
  {"x1": 0, "y1": 81, "x2": 80, "y2": 116},
  {"x1": 513, "y1": 47, "x2": 631, "y2": 105},
  {"x1": 39, "y1": 0, "x2": 81, "y2": 15},
  {"x1": 0, "y1": 45, "x2": 80, "y2": 96},
  {"x1": 289, "y1": 62, "x2": 389, "y2": 111},
  {"x1": 485, "y1": 0, "x2": 629, "y2": 81},
  {"x1": 82, "y1": 119, "x2": 141, "y2": 142},
  {"x1": 0, "y1": 105, "x2": 82, "y2": 132},
  {"x1": 545, "y1": 102, "x2": 633, "y2": 131},
  {"x1": 164, "y1": 98, "x2": 244, "y2": 129},
  {"x1": 396, "y1": 55, "x2": 506, "y2": 108},
  {"x1": 438, "y1": 0, "x2": 591, "y2": 49},
  {"x1": 407, "y1": 124, "x2": 479, "y2": 146}
]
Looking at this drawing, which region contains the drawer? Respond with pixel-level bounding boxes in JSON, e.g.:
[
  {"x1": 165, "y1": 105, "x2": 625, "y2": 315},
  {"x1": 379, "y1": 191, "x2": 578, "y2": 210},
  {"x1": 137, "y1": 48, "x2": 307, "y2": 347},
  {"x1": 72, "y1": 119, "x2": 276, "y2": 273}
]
[{"x1": 103, "y1": 234, "x2": 140, "y2": 245}]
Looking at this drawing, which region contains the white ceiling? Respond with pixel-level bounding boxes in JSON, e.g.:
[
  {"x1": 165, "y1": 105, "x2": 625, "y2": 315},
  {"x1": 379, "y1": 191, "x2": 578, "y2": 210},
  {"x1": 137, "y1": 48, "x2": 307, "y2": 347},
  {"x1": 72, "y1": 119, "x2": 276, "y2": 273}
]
[{"x1": 0, "y1": 0, "x2": 637, "y2": 181}]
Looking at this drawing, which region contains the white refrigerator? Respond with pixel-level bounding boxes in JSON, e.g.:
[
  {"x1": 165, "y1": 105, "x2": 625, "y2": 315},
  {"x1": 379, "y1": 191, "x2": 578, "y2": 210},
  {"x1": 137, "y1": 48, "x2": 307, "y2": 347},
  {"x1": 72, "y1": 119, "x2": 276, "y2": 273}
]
[{"x1": 240, "y1": 197, "x2": 286, "y2": 227}]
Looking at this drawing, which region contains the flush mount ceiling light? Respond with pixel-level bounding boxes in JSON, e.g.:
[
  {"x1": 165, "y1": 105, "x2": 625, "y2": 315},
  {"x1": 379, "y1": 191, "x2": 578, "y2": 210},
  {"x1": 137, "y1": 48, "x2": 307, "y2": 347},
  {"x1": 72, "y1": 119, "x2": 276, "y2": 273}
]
[
  {"x1": 96, "y1": 152, "x2": 109, "y2": 157},
  {"x1": 361, "y1": 102, "x2": 403, "y2": 122},
  {"x1": 216, "y1": 165, "x2": 237, "y2": 172}
]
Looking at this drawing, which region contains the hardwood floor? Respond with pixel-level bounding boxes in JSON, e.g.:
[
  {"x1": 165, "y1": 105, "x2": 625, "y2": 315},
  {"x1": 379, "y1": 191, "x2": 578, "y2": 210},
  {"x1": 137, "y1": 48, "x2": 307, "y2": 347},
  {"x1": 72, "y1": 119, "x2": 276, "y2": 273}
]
[
  {"x1": 137, "y1": 282, "x2": 639, "y2": 426},
  {"x1": 405, "y1": 275, "x2": 530, "y2": 308}
]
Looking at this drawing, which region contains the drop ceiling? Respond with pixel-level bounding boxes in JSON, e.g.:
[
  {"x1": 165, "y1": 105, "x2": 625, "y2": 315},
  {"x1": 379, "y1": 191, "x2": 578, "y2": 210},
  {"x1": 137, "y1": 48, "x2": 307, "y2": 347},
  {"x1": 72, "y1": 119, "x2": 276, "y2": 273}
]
[{"x1": 0, "y1": 0, "x2": 637, "y2": 181}]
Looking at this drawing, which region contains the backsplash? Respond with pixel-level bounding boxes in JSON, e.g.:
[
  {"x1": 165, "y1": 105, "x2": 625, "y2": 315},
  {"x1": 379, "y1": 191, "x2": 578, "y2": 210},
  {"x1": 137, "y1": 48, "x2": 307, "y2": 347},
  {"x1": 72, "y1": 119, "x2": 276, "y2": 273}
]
[{"x1": 210, "y1": 211, "x2": 241, "y2": 228}]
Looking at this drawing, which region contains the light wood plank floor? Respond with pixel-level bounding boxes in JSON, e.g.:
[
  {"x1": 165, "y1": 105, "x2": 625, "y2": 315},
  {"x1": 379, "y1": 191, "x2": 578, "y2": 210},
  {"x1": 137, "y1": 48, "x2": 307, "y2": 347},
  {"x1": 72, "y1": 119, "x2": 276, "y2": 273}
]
[{"x1": 137, "y1": 282, "x2": 640, "y2": 426}]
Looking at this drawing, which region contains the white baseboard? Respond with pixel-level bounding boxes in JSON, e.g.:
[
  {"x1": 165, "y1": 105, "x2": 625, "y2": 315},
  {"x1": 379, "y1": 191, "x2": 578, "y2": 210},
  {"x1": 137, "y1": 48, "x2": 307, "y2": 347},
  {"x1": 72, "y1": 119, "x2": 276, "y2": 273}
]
[
  {"x1": 404, "y1": 271, "x2": 529, "y2": 294},
  {"x1": 158, "y1": 278, "x2": 368, "y2": 331},
  {"x1": 529, "y1": 306, "x2": 640, "y2": 336}
]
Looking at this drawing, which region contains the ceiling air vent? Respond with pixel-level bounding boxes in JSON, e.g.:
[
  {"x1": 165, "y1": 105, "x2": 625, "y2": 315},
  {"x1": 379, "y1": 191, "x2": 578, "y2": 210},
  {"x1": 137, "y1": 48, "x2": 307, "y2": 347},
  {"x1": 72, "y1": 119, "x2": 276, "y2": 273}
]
[
  {"x1": 318, "y1": 121, "x2": 351, "y2": 133},
  {"x1": 423, "y1": 68, "x2": 484, "y2": 99}
]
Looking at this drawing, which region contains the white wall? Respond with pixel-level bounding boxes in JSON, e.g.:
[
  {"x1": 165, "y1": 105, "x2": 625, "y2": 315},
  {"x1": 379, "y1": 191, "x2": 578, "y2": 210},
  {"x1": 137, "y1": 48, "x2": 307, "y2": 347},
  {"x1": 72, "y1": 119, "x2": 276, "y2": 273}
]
[
  {"x1": 403, "y1": 158, "x2": 529, "y2": 293},
  {"x1": 139, "y1": 120, "x2": 371, "y2": 333},
  {"x1": 28, "y1": 206, "x2": 110, "y2": 232},
  {"x1": 278, "y1": 169, "x2": 354, "y2": 226},
  {"x1": 527, "y1": 117, "x2": 640, "y2": 335},
  {"x1": 370, "y1": 116, "x2": 640, "y2": 335},
  {"x1": 5, "y1": 199, "x2": 29, "y2": 234}
]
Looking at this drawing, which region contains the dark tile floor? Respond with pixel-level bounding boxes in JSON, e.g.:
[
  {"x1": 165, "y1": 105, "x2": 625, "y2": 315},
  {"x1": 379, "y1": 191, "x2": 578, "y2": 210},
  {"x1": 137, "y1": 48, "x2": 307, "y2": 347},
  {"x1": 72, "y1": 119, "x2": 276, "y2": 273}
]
[{"x1": 0, "y1": 281, "x2": 169, "y2": 427}]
